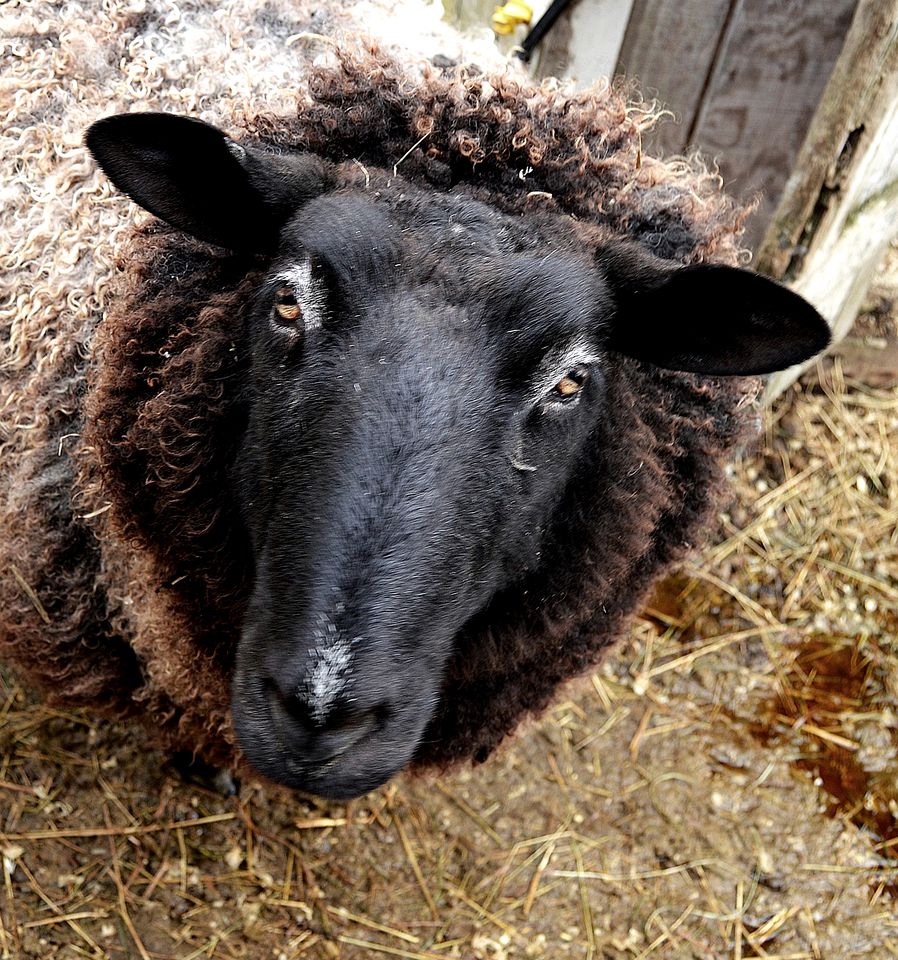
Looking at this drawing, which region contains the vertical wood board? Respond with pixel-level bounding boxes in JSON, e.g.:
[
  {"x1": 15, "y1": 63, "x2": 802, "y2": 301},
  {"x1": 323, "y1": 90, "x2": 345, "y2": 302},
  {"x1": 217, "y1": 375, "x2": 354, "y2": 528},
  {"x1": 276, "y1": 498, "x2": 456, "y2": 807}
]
[
  {"x1": 760, "y1": 1, "x2": 898, "y2": 398},
  {"x1": 758, "y1": 1, "x2": 898, "y2": 279},
  {"x1": 688, "y1": 0, "x2": 857, "y2": 249},
  {"x1": 614, "y1": 0, "x2": 734, "y2": 155}
]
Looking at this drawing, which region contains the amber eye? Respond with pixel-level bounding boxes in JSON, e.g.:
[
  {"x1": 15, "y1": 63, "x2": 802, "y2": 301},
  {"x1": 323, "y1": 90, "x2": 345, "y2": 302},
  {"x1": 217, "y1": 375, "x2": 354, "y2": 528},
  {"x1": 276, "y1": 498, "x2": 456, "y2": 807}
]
[
  {"x1": 273, "y1": 287, "x2": 302, "y2": 323},
  {"x1": 553, "y1": 366, "x2": 589, "y2": 398}
]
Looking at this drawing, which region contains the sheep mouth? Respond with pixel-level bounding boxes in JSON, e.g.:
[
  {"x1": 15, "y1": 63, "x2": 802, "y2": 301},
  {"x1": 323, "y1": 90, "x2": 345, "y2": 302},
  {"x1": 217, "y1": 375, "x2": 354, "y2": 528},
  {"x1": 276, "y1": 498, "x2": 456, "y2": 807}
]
[{"x1": 230, "y1": 671, "x2": 425, "y2": 799}]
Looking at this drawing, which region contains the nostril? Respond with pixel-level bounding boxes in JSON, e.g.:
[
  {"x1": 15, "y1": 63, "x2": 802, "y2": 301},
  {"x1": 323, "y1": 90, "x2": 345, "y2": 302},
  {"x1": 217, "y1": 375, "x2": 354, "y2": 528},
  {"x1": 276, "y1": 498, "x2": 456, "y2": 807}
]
[
  {"x1": 265, "y1": 678, "x2": 389, "y2": 745},
  {"x1": 267, "y1": 683, "x2": 340, "y2": 736},
  {"x1": 372, "y1": 701, "x2": 391, "y2": 728},
  {"x1": 276, "y1": 687, "x2": 318, "y2": 731}
]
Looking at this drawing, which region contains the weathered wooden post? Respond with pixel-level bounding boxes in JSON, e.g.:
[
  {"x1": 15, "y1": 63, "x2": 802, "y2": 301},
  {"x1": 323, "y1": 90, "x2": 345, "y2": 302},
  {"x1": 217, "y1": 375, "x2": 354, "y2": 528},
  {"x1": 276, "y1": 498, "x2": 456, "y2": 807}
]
[{"x1": 757, "y1": 0, "x2": 898, "y2": 397}]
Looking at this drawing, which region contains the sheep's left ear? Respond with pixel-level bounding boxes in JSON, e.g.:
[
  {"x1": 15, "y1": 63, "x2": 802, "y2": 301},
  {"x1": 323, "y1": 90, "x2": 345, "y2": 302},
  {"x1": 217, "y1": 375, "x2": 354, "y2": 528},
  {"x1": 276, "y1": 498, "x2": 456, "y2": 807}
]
[
  {"x1": 599, "y1": 244, "x2": 830, "y2": 376},
  {"x1": 86, "y1": 113, "x2": 331, "y2": 253}
]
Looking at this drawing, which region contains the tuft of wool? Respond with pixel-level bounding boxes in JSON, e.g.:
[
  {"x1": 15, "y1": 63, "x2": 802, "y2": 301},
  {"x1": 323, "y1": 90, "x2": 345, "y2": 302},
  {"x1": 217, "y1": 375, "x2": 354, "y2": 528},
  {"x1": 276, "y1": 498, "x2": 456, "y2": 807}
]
[{"x1": 1, "y1": 2, "x2": 757, "y2": 774}]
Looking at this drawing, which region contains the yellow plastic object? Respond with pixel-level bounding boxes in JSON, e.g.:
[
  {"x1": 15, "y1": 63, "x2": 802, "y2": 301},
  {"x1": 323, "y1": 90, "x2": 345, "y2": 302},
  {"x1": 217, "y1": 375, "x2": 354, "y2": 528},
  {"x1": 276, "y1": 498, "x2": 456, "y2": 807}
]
[{"x1": 492, "y1": 0, "x2": 533, "y2": 35}]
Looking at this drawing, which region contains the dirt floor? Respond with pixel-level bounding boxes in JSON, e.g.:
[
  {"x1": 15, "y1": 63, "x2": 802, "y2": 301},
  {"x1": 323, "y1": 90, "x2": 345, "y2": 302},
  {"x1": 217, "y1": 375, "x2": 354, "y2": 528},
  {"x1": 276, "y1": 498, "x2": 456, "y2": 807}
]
[{"x1": 3, "y1": 264, "x2": 898, "y2": 957}]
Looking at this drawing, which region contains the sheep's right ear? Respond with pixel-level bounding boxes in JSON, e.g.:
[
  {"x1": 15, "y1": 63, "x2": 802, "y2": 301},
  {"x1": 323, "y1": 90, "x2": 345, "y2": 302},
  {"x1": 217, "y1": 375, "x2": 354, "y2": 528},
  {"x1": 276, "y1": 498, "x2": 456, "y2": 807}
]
[
  {"x1": 598, "y1": 243, "x2": 830, "y2": 375},
  {"x1": 86, "y1": 113, "x2": 330, "y2": 253}
]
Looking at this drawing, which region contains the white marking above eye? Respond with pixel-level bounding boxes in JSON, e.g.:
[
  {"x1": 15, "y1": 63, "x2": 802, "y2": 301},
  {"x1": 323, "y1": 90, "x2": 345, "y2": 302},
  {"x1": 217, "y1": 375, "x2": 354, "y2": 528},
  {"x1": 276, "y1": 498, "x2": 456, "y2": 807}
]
[
  {"x1": 528, "y1": 337, "x2": 602, "y2": 407},
  {"x1": 273, "y1": 261, "x2": 327, "y2": 333}
]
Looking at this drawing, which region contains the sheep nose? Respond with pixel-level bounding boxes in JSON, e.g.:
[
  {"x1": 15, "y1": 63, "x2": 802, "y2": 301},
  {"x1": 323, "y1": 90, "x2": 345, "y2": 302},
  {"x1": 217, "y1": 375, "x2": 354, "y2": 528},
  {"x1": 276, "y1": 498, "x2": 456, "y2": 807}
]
[{"x1": 266, "y1": 681, "x2": 385, "y2": 764}]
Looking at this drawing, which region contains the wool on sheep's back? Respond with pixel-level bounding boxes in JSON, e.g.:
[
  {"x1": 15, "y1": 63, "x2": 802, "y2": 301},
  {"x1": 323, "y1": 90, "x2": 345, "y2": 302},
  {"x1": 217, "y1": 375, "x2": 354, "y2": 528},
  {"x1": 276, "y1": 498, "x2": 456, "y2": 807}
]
[{"x1": 1, "y1": 2, "x2": 757, "y2": 772}]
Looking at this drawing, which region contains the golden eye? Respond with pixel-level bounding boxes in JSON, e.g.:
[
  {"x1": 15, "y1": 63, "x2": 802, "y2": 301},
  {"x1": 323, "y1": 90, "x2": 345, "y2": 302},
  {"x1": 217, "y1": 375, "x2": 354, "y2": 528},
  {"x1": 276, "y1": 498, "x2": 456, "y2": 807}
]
[
  {"x1": 553, "y1": 366, "x2": 589, "y2": 398},
  {"x1": 273, "y1": 286, "x2": 302, "y2": 323}
]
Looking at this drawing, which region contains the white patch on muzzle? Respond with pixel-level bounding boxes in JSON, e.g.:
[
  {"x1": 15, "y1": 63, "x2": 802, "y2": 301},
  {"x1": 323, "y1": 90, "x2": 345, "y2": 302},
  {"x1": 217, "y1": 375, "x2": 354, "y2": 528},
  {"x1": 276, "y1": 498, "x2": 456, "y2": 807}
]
[{"x1": 301, "y1": 612, "x2": 354, "y2": 724}]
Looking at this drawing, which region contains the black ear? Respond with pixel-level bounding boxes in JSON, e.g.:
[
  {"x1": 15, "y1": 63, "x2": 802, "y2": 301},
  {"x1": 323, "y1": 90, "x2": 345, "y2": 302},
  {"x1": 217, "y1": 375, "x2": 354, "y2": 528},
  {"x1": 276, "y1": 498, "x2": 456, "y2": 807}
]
[
  {"x1": 86, "y1": 113, "x2": 330, "y2": 253},
  {"x1": 599, "y1": 244, "x2": 830, "y2": 376}
]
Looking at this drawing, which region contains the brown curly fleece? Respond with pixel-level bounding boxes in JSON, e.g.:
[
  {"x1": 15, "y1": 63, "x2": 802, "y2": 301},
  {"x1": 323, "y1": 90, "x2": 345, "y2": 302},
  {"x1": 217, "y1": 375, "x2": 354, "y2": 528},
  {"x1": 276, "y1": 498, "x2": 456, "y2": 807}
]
[{"x1": 2, "y1": 45, "x2": 757, "y2": 774}]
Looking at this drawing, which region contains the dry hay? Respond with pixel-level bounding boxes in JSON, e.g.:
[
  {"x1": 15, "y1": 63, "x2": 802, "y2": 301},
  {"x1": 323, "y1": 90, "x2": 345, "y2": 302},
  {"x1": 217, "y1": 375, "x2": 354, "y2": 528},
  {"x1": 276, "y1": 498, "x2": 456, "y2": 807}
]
[{"x1": 2, "y1": 334, "x2": 898, "y2": 956}]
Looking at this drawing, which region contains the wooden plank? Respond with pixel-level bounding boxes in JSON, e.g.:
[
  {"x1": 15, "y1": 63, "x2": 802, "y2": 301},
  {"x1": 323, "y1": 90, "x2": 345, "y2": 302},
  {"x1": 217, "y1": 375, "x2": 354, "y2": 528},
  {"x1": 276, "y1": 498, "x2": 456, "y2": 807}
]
[
  {"x1": 614, "y1": 0, "x2": 734, "y2": 155},
  {"x1": 689, "y1": 0, "x2": 857, "y2": 250},
  {"x1": 532, "y1": 0, "x2": 575, "y2": 78},
  {"x1": 757, "y1": 1, "x2": 898, "y2": 281},
  {"x1": 759, "y1": 0, "x2": 898, "y2": 399}
]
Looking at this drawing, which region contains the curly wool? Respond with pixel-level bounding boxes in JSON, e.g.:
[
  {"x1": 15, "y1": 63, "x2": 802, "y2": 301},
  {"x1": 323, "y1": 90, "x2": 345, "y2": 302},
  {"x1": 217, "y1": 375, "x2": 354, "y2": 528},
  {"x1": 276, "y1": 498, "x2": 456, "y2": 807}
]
[{"x1": 1, "y1": 16, "x2": 756, "y2": 773}]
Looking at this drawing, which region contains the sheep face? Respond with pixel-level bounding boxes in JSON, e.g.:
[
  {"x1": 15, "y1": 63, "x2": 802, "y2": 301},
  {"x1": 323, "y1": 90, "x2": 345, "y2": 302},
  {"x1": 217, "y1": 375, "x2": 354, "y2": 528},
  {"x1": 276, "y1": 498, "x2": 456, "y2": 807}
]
[
  {"x1": 230, "y1": 192, "x2": 622, "y2": 798},
  {"x1": 86, "y1": 113, "x2": 830, "y2": 799}
]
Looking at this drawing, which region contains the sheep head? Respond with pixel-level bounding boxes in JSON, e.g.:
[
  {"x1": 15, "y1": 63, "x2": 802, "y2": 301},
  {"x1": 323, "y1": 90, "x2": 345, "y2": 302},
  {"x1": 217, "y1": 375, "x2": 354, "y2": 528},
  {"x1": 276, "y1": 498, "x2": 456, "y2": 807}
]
[{"x1": 87, "y1": 113, "x2": 828, "y2": 799}]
